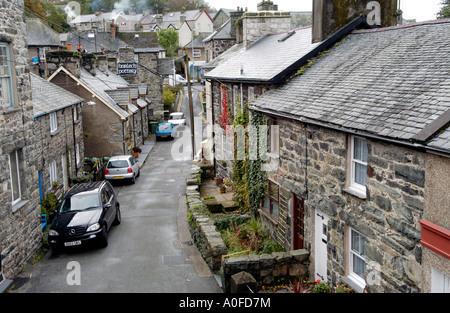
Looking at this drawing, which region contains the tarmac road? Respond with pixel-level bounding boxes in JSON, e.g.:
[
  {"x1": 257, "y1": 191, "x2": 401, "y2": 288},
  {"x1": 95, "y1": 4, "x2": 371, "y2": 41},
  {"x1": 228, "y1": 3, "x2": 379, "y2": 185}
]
[{"x1": 7, "y1": 86, "x2": 221, "y2": 294}]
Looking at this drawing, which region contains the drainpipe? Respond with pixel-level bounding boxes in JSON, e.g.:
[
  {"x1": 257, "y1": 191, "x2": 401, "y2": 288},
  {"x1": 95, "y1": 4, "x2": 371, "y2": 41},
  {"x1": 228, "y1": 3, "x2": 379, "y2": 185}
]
[
  {"x1": 72, "y1": 104, "x2": 78, "y2": 176},
  {"x1": 122, "y1": 121, "x2": 126, "y2": 155},
  {"x1": 209, "y1": 79, "x2": 217, "y2": 178}
]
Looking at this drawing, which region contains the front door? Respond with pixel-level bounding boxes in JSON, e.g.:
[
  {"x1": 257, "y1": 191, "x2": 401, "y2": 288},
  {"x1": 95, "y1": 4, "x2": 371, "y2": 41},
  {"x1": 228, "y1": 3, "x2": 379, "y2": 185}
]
[
  {"x1": 315, "y1": 209, "x2": 329, "y2": 282},
  {"x1": 293, "y1": 196, "x2": 305, "y2": 249}
]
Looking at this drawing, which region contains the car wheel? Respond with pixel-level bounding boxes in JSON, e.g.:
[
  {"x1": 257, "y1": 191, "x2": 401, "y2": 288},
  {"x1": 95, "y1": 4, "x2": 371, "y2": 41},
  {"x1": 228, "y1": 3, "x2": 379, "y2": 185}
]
[
  {"x1": 50, "y1": 244, "x2": 63, "y2": 255},
  {"x1": 98, "y1": 225, "x2": 108, "y2": 248},
  {"x1": 131, "y1": 174, "x2": 136, "y2": 184},
  {"x1": 113, "y1": 204, "x2": 121, "y2": 225}
]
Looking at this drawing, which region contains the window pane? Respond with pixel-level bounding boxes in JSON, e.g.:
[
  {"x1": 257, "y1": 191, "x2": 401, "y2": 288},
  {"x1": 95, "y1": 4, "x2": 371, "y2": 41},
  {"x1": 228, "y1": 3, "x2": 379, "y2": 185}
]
[
  {"x1": 354, "y1": 137, "x2": 368, "y2": 162},
  {"x1": 272, "y1": 201, "x2": 279, "y2": 218},
  {"x1": 353, "y1": 254, "x2": 366, "y2": 278},
  {"x1": 9, "y1": 151, "x2": 20, "y2": 202},
  {"x1": 263, "y1": 196, "x2": 270, "y2": 210},
  {"x1": 269, "y1": 182, "x2": 279, "y2": 199},
  {"x1": 355, "y1": 162, "x2": 367, "y2": 186},
  {"x1": 351, "y1": 230, "x2": 365, "y2": 256}
]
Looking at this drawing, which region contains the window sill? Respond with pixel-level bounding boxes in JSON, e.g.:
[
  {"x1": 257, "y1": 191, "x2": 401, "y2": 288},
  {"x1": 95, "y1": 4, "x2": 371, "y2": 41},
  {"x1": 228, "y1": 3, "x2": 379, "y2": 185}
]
[
  {"x1": 12, "y1": 199, "x2": 29, "y2": 213},
  {"x1": 258, "y1": 208, "x2": 279, "y2": 225},
  {"x1": 50, "y1": 129, "x2": 61, "y2": 136},
  {"x1": 343, "y1": 186, "x2": 367, "y2": 199},
  {"x1": 341, "y1": 274, "x2": 366, "y2": 293}
]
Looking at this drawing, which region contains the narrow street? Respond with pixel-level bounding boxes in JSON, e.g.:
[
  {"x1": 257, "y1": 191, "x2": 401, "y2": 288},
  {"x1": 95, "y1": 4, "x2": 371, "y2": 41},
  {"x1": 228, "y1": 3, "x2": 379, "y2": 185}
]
[{"x1": 8, "y1": 85, "x2": 221, "y2": 293}]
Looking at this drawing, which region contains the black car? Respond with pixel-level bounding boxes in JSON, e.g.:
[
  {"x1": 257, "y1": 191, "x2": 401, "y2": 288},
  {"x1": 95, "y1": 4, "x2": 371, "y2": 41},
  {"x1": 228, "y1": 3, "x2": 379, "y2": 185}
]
[{"x1": 48, "y1": 181, "x2": 121, "y2": 253}]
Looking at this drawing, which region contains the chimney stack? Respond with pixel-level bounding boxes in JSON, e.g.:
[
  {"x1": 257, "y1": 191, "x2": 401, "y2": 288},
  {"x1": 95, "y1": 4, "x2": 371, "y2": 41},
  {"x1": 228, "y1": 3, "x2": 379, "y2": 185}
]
[
  {"x1": 312, "y1": 0, "x2": 398, "y2": 43},
  {"x1": 111, "y1": 19, "x2": 116, "y2": 38}
]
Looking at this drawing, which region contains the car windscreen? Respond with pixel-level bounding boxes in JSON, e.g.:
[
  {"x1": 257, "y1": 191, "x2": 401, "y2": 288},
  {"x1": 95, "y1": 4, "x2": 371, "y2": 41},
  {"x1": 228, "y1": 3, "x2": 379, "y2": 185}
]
[
  {"x1": 59, "y1": 193, "x2": 100, "y2": 213},
  {"x1": 107, "y1": 160, "x2": 129, "y2": 169},
  {"x1": 169, "y1": 114, "x2": 183, "y2": 120},
  {"x1": 158, "y1": 124, "x2": 171, "y2": 131}
]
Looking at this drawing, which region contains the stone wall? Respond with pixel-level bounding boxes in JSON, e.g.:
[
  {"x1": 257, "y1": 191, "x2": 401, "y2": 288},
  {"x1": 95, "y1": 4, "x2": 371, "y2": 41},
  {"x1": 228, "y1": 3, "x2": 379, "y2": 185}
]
[
  {"x1": 185, "y1": 164, "x2": 227, "y2": 270},
  {"x1": 263, "y1": 116, "x2": 426, "y2": 292},
  {"x1": 34, "y1": 103, "x2": 84, "y2": 192},
  {"x1": 0, "y1": 0, "x2": 41, "y2": 279},
  {"x1": 242, "y1": 12, "x2": 292, "y2": 47},
  {"x1": 220, "y1": 249, "x2": 310, "y2": 293}
]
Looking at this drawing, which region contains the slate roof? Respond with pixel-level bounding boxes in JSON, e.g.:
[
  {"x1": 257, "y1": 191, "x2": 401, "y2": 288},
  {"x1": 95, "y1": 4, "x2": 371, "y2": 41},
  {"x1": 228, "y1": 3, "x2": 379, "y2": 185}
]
[
  {"x1": 31, "y1": 73, "x2": 83, "y2": 118},
  {"x1": 26, "y1": 18, "x2": 61, "y2": 47},
  {"x1": 66, "y1": 31, "x2": 127, "y2": 53},
  {"x1": 204, "y1": 26, "x2": 321, "y2": 83},
  {"x1": 249, "y1": 20, "x2": 450, "y2": 153},
  {"x1": 79, "y1": 68, "x2": 130, "y2": 119},
  {"x1": 204, "y1": 19, "x2": 233, "y2": 42}
]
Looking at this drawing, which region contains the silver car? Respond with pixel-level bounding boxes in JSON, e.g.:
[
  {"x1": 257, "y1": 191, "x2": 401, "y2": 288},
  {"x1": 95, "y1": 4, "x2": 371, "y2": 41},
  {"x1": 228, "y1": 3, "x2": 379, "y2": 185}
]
[{"x1": 105, "y1": 155, "x2": 140, "y2": 184}]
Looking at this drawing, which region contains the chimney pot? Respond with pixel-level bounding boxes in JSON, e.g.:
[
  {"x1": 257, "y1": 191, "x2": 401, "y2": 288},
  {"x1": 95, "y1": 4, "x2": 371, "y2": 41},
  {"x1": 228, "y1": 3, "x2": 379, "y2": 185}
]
[{"x1": 67, "y1": 43, "x2": 72, "y2": 51}]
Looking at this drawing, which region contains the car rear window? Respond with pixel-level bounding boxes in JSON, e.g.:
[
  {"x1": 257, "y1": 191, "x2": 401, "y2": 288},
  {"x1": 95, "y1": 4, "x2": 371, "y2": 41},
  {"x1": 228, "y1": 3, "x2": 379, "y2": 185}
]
[
  {"x1": 60, "y1": 193, "x2": 100, "y2": 212},
  {"x1": 170, "y1": 114, "x2": 183, "y2": 120},
  {"x1": 107, "y1": 160, "x2": 129, "y2": 168},
  {"x1": 158, "y1": 124, "x2": 171, "y2": 131}
]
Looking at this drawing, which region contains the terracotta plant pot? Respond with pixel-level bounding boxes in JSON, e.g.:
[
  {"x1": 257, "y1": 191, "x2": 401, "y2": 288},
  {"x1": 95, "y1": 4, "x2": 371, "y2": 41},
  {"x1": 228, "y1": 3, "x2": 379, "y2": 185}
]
[{"x1": 215, "y1": 177, "x2": 223, "y2": 186}]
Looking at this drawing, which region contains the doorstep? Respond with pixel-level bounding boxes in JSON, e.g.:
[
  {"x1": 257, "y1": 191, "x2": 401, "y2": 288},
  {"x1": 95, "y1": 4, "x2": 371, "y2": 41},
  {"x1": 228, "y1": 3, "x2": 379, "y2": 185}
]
[{"x1": 0, "y1": 279, "x2": 12, "y2": 293}]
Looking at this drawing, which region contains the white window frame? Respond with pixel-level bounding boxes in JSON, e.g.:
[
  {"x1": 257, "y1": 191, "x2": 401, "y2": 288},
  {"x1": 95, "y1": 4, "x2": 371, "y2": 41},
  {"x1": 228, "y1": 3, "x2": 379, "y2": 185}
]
[
  {"x1": 432, "y1": 268, "x2": 450, "y2": 293},
  {"x1": 347, "y1": 136, "x2": 368, "y2": 198},
  {"x1": 0, "y1": 42, "x2": 14, "y2": 108},
  {"x1": 49, "y1": 160, "x2": 57, "y2": 186},
  {"x1": 9, "y1": 150, "x2": 22, "y2": 205},
  {"x1": 50, "y1": 112, "x2": 58, "y2": 133},
  {"x1": 248, "y1": 87, "x2": 255, "y2": 102},
  {"x1": 193, "y1": 49, "x2": 201, "y2": 58},
  {"x1": 76, "y1": 143, "x2": 80, "y2": 165},
  {"x1": 73, "y1": 105, "x2": 78, "y2": 121},
  {"x1": 348, "y1": 228, "x2": 367, "y2": 290}
]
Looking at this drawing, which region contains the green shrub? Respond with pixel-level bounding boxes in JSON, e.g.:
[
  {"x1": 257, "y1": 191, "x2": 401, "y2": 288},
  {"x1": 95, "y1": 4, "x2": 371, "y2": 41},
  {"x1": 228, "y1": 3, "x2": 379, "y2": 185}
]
[
  {"x1": 313, "y1": 281, "x2": 331, "y2": 293},
  {"x1": 260, "y1": 239, "x2": 284, "y2": 254}
]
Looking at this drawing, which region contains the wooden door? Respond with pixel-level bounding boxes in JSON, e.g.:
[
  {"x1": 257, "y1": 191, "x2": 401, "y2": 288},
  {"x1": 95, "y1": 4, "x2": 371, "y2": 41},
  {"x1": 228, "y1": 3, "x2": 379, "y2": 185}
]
[{"x1": 293, "y1": 196, "x2": 305, "y2": 249}]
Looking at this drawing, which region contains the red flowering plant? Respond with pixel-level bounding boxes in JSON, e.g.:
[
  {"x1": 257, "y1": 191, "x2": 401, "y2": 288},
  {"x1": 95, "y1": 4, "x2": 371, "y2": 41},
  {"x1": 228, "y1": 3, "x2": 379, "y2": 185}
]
[{"x1": 218, "y1": 84, "x2": 230, "y2": 131}]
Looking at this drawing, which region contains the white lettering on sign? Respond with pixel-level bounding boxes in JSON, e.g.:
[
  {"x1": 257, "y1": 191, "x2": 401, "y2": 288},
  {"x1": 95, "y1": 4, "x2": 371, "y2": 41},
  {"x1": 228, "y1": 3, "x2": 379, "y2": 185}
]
[{"x1": 367, "y1": 1, "x2": 381, "y2": 26}]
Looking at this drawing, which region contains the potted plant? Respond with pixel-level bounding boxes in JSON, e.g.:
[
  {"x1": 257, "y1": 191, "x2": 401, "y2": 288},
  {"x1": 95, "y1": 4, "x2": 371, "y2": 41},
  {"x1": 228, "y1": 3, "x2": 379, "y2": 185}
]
[
  {"x1": 219, "y1": 184, "x2": 227, "y2": 193},
  {"x1": 132, "y1": 146, "x2": 142, "y2": 158},
  {"x1": 215, "y1": 176, "x2": 224, "y2": 186},
  {"x1": 52, "y1": 181, "x2": 58, "y2": 190}
]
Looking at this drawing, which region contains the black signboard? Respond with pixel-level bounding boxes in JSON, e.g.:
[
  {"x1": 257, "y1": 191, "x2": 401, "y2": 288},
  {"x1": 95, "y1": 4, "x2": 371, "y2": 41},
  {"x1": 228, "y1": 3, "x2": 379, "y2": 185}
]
[{"x1": 118, "y1": 62, "x2": 138, "y2": 76}]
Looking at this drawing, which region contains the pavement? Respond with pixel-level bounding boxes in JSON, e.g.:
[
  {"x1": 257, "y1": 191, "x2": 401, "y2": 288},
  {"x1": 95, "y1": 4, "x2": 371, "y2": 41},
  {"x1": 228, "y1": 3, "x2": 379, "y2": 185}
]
[{"x1": 136, "y1": 134, "x2": 156, "y2": 168}]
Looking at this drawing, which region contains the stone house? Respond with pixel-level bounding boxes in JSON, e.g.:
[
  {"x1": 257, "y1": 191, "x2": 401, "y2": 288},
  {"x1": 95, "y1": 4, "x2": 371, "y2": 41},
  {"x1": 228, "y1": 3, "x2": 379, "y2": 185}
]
[
  {"x1": 248, "y1": 19, "x2": 450, "y2": 293},
  {"x1": 117, "y1": 44, "x2": 165, "y2": 122},
  {"x1": 31, "y1": 73, "x2": 84, "y2": 194},
  {"x1": 0, "y1": 0, "x2": 41, "y2": 289},
  {"x1": 204, "y1": 12, "x2": 365, "y2": 179},
  {"x1": 46, "y1": 50, "x2": 132, "y2": 158},
  {"x1": 69, "y1": 11, "x2": 124, "y2": 32},
  {"x1": 115, "y1": 13, "x2": 143, "y2": 32},
  {"x1": 26, "y1": 18, "x2": 61, "y2": 77}
]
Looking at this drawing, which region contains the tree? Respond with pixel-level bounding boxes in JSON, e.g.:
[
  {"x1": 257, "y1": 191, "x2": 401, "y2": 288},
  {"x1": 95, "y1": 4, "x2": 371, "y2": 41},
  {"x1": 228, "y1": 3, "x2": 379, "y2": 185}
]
[
  {"x1": 41, "y1": 1, "x2": 70, "y2": 33},
  {"x1": 24, "y1": 0, "x2": 47, "y2": 20},
  {"x1": 437, "y1": 0, "x2": 450, "y2": 19},
  {"x1": 157, "y1": 28, "x2": 179, "y2": 58}
]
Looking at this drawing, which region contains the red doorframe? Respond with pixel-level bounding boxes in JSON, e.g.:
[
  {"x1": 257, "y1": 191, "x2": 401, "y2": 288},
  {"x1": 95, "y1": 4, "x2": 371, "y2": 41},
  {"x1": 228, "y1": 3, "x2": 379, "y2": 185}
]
[{"x1": 293, "y1": 196, "x2": 305, "y2": 249}]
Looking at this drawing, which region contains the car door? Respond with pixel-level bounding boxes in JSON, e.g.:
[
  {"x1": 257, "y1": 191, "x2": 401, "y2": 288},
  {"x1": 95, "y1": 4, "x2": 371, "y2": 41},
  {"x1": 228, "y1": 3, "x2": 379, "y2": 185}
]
[
  {"x1": 101, "y1": 186, "x2": 114, "y2": 229},
  {"x1": 129, "y1": 156, "x2": 139, "y2": 177}
]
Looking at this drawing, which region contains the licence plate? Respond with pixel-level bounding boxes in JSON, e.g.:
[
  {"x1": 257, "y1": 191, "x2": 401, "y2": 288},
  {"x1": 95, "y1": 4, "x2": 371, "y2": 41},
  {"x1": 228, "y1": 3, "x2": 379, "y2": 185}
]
[
  {"x1": 64, "y1": 240, "x2": 81, "y2": 247},
  {"x1": 161, "y1": 135, "x2": 167, "y2": 138},
  {"x1": 113, "y1": 176, "x2": 124, "y2": 179}
]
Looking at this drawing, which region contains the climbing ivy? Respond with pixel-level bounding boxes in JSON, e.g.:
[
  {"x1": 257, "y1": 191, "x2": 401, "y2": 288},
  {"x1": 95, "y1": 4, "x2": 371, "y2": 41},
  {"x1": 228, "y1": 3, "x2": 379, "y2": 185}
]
[{"x1": 232, "y1": 101, "x2": 267, "y2": 216}]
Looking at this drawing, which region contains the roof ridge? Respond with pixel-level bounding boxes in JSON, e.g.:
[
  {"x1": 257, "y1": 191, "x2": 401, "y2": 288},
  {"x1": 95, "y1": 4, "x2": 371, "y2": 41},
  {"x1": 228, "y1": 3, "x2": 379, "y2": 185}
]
[{"x1": 352, "y1": 17, "x2": 450, "y2": 34}]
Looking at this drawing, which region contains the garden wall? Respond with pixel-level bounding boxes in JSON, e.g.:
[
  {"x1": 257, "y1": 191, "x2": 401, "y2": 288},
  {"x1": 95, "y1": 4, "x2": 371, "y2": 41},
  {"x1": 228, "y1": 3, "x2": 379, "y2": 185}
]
[
  {"x1": 186, "y1": 164, "x2": 227, "y2": 271},
  {"x1": 220, "y1": 250, "x2": 310, "y2": 293}
]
